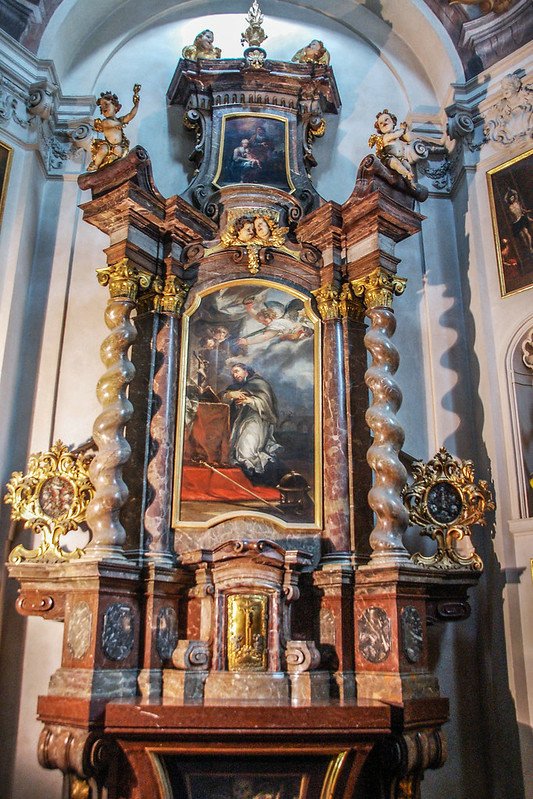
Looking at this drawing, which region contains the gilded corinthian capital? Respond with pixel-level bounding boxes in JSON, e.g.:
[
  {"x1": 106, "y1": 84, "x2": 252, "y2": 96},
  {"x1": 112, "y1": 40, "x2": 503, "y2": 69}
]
[
  {"x1": 312, "y1": 283, "x2": 340, "y2": 320},
  {"x1": 154, "y1": 274, "x2": 190, "y2": 315},
  {"x1": 96, "y1": 258, "x2": 152, "y2": 300},
  {"x1": 351, "y1": 268, "x2": 407, "y2": 310},
  {"x1": 312, "y1": 282, "x2": 365, "y2": 321}
]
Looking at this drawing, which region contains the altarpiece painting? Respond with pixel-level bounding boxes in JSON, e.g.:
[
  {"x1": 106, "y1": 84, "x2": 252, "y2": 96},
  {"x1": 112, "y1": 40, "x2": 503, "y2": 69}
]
[{"x1": 174, "y1": 281, "x2": 320, "y2": 527}]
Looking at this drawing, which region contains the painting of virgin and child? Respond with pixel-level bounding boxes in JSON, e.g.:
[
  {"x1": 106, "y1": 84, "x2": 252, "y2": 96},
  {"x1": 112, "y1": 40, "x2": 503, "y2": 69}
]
[
  {"x1": 215, "y1": 115, "x2": 292, "y2": 192},
  {"x1": 177, "y1": 283, "x2": 318, "y2": 525}
]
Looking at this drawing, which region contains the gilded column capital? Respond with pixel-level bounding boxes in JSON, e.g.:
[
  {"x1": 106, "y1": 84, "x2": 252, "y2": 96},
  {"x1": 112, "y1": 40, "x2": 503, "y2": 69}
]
[
  {"x1": 351, "y1": 268, "x2": 407, "y2": 311},
  {"x1": 154, "y1": 274, "x2": 190, "y2": 316},
  {"x1": 96, "y1": 258, "x2": 152, "y2": 301},
  {"x1": 312, "y1": 283, "x2": 340, "y2": 321},
  {"x1": 313, "y1": 282, "x2": 365, "y2": 322},
  {"x1": 339, "y1": 282, "x2": 365, "y2": 322}
]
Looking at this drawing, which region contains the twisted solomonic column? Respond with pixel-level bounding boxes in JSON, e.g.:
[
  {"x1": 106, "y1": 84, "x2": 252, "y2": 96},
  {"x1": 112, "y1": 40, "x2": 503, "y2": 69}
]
[
  {"x1": 352, "y1": 268, "x2": 409, "y2": 564},
  {"x1": 85, "y1": 258, "x2": 151, "y2": 560}
]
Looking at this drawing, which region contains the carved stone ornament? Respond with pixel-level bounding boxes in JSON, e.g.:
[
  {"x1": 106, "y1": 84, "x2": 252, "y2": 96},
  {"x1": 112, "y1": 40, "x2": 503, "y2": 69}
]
[
  {"x1": 218, "y1": 208, "x2": 289, "y2": 274},
  {"x1": 5, "y1": 440, "x2": 94, "y2": 563},
  {"x1": 401, "y1": 606, "x2": 423, "y2": 664},
  {"x1": 172, "y1": 640, "x2": 211, "y2": 670},
  {"x1": 403, "y1": 446, "x2": 495, "y2": 570},
  {"x1": 285, "y1": 640, "x2": 321, "y2": 672},
  {"x1": 102, "y1": 603, "x2": 134, "y2": 661},
  {"x1": 483, "y1": 71, "x2": 533, "y2": 146},
  {"x1": 358, "y1": 607, "x2": 392, "y2": 663}
]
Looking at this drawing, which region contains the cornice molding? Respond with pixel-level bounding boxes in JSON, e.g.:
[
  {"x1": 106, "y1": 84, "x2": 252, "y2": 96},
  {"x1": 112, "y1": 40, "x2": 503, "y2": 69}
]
[{"x1": 0, "y1": 31, "x2": 94, "y2": 176}]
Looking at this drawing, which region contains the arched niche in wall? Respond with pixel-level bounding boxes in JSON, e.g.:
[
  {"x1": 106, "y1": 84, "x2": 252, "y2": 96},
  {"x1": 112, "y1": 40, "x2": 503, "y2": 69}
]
[{"x1": 507, "y1": 318, "x2": 533, "y2": 518}]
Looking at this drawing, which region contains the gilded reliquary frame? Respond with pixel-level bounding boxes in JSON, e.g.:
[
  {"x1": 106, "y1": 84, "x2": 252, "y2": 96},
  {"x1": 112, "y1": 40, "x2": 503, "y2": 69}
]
[{"x1": 172, "y1": 279, "x2": 322, "y2": 530}]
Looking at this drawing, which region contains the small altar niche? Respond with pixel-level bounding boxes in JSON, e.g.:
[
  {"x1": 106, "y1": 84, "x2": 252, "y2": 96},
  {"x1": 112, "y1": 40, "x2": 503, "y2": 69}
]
[{"x1": 164, "y1": 540, "x2": 327, "y2": 705}]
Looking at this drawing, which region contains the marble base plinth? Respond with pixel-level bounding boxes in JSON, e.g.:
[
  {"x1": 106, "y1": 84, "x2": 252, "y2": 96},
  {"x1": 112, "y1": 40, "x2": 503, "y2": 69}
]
[
  {"x1": 332, "y1": 671, "x2": 356, "y2": 701},
  {"x1": 48, "y1": 667, "x2": 138, "y2": 698},
  {"x1": 163, "y1": 670, "x2": 208, "y2": 704},
  {"x1": 138, "y1": 668, "x2": 162, "y2": 701},
  {"x1": 289, "y1": 671, "x2": 330, "y2": 705},
  {"x1": 204, "y1": 671, "x2": 290, "y2": 704},
  {"x1": 356, "y1": 671, "x2": 440, "y2": 703}
]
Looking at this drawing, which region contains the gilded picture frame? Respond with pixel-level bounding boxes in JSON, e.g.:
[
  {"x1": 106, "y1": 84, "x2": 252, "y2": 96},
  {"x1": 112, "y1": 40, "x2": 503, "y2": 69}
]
[
  {"x1": 172, "y1": 278, "x2": 322, "y2": 531},
  {"x1": 487, "y1": 148, "x2": 533, "y2": 298},
  {"x1": 0, "y1": 140, "x2": 14, "y2": 228},
  {"x1": 213, "y1": 112, "x2": 295, "y2": 193}
]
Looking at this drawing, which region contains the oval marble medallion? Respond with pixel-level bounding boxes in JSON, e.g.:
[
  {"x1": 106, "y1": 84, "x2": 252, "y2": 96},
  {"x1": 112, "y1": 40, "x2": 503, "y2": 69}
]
[{"x1": 102, "y1": 603, "x2": 134, "y2": 662}]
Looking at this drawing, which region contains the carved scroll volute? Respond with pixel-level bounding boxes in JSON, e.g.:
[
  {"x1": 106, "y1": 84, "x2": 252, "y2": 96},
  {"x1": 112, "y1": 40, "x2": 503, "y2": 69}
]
[
  {"x1": 351, "y1": 268, "x2": 410, "y2": 563},
  {"x1": 85, "y1": 258, "x2": 151, "y2": 559}
]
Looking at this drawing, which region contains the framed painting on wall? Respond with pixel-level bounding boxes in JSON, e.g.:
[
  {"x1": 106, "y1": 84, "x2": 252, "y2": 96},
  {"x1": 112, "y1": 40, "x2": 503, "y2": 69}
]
[
  {"x1": 213, "y1": 113, "x2": 295, "y2": 193},
  {"x1": 172, "y1": 279, "x2": 321, "y2": 529},
  {"x1": 0, "y1": 141, "x2": 13, "y2": 228},
  {"x1": 487, "y1": 148, "x2": 533, "y2": 297}
]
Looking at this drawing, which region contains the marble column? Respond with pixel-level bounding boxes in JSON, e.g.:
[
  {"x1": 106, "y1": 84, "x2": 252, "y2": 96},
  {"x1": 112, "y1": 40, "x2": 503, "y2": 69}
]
[
  {"x1": 352, "y1": 268, "x2": 410, "y2": 564},
  {"x1": 85, "y1": 258, "x2": 151, "y2": 560},
  {"x1": 143, "y1": 275, "x2": 190, "y2": 566},
  {"x1": 312, "y1": 284, "x2": 351, "y2": 553}
]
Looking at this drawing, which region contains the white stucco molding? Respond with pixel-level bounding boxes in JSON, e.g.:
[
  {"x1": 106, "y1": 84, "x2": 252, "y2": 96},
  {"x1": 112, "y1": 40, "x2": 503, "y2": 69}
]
[
  {"x1": 0, "y1": 31, "x2": 94, "y2": 176},
  {"x1": 413, "y1": 42, "x2": 533, "y2": 196},
  {"x1": 508, "y1": 518, "x2": 533, "y2": 538}
]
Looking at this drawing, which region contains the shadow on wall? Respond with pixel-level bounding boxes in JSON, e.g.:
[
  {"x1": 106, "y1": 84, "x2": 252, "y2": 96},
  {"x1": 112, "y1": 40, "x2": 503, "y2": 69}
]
[
  {"x1": 0, "y1": 177, "x2": 66, "y2": 797},
  {"x1": 424, "y1": 124, "x2": 525, "y2": 796}
]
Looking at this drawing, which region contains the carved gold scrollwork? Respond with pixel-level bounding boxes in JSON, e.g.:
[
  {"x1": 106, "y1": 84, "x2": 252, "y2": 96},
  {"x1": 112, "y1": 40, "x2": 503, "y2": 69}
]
[
  {"x1": 403, "y1": 447, "x2": 495, "y2": 571},
  {"x1": 96, "y1": 258, "x2": 152, "y2": 301},
  {"x1": 5, "y1": 441, "x2": 94, "y2": 563},
  {"x1": 351, "y1": 268, "x2": 407, "y2": 310},
  {"x1": 154, "y1": 274, "x2": 190, "y2": 315}
]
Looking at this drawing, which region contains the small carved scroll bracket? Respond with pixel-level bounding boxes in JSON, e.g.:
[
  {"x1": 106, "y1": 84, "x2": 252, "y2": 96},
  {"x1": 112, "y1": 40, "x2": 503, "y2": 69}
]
[
  {"x1": 38, "y1": 724, "x2": 121, "y2": 794},
  {"x1": 380, "y1": 728, "x2": 447, "y2": 799}
]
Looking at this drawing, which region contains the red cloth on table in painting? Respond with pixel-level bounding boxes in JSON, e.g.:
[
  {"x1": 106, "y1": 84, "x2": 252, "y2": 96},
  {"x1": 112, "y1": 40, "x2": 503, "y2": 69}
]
[
  {"x1": 181, "y1": 466, "x2": 280, "y2": 502},
  {"x1": 184, "y1": 402, "x2": 231, "y2": 465}
]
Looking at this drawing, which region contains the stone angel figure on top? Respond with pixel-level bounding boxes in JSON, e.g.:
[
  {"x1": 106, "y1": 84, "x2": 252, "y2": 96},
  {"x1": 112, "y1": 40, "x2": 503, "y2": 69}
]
[
  {"x1": 291, "y1": 39, "x2": 330, "y2": 66},
  {"x1": 182, "y1": 29, "x2": 221, "y2": 60},
  {"x1": 88, "y1": 84, "x2": 141, "y2": 172},
  {"x1": 368, "y1": 108, "x2": 416, "y2": 186}
]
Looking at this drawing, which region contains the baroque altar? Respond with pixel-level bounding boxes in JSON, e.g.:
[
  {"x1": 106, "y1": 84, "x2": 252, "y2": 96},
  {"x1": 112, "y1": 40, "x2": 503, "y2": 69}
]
[{"x1": 5, "y1": 7, "x2": 493, "y2": 799}]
